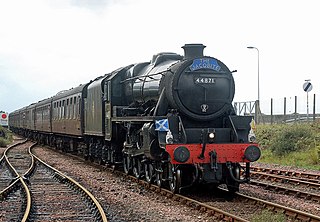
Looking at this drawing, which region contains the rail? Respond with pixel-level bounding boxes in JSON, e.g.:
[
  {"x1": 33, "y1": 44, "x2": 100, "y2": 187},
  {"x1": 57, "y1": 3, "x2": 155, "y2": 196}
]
[
  {"x1": 1, "y1": 139, "x2": 32, "y2": 222},
  {"x1": 29, "y1": 145, "x2": 108, "y2": 222}
]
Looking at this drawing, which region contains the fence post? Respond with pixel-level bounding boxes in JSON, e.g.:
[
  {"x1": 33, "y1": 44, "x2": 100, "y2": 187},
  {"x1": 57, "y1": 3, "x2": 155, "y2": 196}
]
[
  {"x1": 295, "y1": 96, "x2": 297, "y2": 123},
  {"x1": 313, "y1": 94, "x2": 316, "y2": 122},
  {"x1": 284, "y1": 97, "x2": 286, "y2": 123},
  {"x1": 255, "y1": 100, "x2": 259, "y2": 124},
  {"x1": 271, "y1": 98, "x2": 273, "y2": 124}
]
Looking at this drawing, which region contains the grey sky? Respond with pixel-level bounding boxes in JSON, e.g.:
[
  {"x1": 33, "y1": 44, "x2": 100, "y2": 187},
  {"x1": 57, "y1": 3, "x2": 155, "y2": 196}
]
[{"x1": 1, "y1": 0, "x2": 319, "y2": 113}]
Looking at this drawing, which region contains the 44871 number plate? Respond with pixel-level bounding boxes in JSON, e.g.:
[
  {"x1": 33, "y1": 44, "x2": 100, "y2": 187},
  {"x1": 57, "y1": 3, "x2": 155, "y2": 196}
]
[{"x1": 194, "y1": 77, "x2": 215, "y2": 84}]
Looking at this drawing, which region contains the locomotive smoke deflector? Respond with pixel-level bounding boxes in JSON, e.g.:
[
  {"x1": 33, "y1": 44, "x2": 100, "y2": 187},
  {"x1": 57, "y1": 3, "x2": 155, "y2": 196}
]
[{"x1": 182, "y1": 44, "x2": 206, "y2": 59}]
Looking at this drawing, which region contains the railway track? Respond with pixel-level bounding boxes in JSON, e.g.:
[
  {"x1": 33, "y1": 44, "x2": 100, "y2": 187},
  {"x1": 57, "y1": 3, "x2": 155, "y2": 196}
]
[
  {"x1": 235, "y1": 190, "x2": 320, "y2": 222},
  {"x1": 104, "y1": 163, "x2": 320, "y2": 221},
  {"x1": 245, "y1": 165, "x2": 320, "y2": 203},
  {"x1": 40, "y1": 148, "x2": 249, "y2": 221},
  {"x1": 0, "y1": 140, "x2": 108, "y2": 221},
  {"x1": 250, "y1": 170, "x2": 320, "y2": 189},
  {"x1": 0, "y1": 140, "x2": 31, "y2": 221},
  {"x1": 33, "y1": 144, "x2": 320, "y2": 222},
  {"x1": 248, "y1": 179, "x2": 320, "y2": 203},
  {"x1": 5, "y1": 139, "x2": 320, "y2": 221},
  {"x1": 143, "y1": 178, "x2": 320, "y2": 221},
  {"x1": 0, "y1": 140, "x2": 29, "y2": 191},
  {"x1": 250, "y1": 165, "x2": 320, "y2": 181},
  {"x1": 32, "y1": 145, "x2": 254, "y2": 221}
]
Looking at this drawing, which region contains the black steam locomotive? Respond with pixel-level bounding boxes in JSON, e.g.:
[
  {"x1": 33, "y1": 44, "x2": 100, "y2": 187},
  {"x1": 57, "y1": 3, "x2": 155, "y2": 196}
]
[{"x1": 9, "y1": 44, "x2": 260, "y2": 193}]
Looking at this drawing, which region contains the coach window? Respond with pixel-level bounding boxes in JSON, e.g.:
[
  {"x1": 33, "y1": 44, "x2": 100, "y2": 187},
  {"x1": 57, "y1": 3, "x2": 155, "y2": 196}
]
[
  {"x1": 74, "y1": 96, "x2": 77, "y2": 119},
  {"x1": 43, "y1": 106, "x2": 46, "y2": 120},
  {"x1": 59, "y1": 101, "x2": 62, "y2": 120},
  {"x1": 56, "y1": 102, "x2": 58, "y2": 120},
  {"x1": 70, "y1": 98, "x2": 72, "y2": 119},
  {"x1": 36, "y1": 108, "x2": 41, "y2": 122},
  {"x1": 66, "y1": 98, "x2": 69, "y2": 119},
  {"x1": 39, "y1": 107, "x2": 42, "y2": 121},
  {"x1": 70, "y1": 98, "x2": 73, "y2": 120},
  {"x1": 53, "y1": 103, "x2": 55, "y2": 120},
  {"x1": 55, "y1": 102, "x2": 57, "y2": 120},
  {"x1": 78, "y1": 96, "x2": 81, "y2": 119},
  {"x1": 55, "y1": 102, "x2": 58, "y2": 120},
  {"x1": 32, "y1": 109, "x2": 35, "y2": 120},
  {"x1": 69, "y1": 98, "x2": 72, "y2": 119},
  {"x1": 62, "y1": 100, "x2": 66, "y2": 119},
  {"x1": 42, "y1": 107, "x2": 44, "y2": 121},
  {"x1": 106, "y1": 81, "x2": 111, "y2": 102},
  {"x1": 43, "y1": 106, "x2": 47, "y2": 120},
  {"x1": 60, "y1": 101, "x2": 62, "y2": 120},
  {"x1": 53, "y1": 102, "x2": 57, "y2": 120},
  {"x1": 57, "y1": 101, "x2": 59, "y2": 120}
]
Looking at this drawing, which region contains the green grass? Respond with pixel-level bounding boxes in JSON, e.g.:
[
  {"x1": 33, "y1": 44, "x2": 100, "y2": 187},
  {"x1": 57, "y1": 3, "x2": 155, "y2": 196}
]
[
  {"x1": 260, "y1": 146, "x2": 320, "y2": 170},
  {"x1": 256, "y1": 123, "x2": 320, "y2": 170},
  {"x1": 251, "y1": 210, "x2": 286, "y2": 222}
]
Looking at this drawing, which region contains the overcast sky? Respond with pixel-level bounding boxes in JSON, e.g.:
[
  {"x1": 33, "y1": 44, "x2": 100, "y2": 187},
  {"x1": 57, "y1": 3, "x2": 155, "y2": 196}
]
[{"x1": 1, "y1": 0, "x2": 319, "y2": 113}]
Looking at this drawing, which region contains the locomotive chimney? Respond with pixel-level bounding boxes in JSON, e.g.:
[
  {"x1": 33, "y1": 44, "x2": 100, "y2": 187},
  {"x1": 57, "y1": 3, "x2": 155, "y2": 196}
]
[{"x1": 182, "y1": 44, "x2": 206, "y2": 59}]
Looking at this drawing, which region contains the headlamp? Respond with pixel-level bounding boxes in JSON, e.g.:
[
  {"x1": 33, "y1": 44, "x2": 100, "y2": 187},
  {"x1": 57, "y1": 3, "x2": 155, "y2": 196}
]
[
  {"x1": 206, "y1": 128, "x2": 215, "y2": 143},
  {"x1": 208, "y1": 130, "x2": 215, "y2": 143}
]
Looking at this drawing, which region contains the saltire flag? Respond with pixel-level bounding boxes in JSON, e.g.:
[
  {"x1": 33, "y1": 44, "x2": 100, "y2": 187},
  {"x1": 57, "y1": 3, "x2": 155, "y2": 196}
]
[{"x1": 155, "y1": 119, "x2": 169, "y2": 131}]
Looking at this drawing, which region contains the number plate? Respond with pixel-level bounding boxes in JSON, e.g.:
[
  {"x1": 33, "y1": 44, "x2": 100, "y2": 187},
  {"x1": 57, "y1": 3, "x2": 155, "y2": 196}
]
[{"x1": 194, "y1": 77, "x2": 215, "y2": 84}]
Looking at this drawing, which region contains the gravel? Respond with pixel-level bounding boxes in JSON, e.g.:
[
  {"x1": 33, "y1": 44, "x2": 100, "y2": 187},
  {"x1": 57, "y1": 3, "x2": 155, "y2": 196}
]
[
  {"x1": 32, "y1": 147, "x2": 213, "y2": 222},
  {"x1": 31, "y1": 146, "x2": 320, "y2": 221},
  {"x1": 247, "y1": 162, "x2": 320, "y2": 216}
]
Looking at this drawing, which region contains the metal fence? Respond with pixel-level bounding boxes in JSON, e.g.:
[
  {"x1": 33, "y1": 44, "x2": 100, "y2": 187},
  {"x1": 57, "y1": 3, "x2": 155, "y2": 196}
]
[{"x1": 234, "y1": 94, "x2": 320, "y2": 124}]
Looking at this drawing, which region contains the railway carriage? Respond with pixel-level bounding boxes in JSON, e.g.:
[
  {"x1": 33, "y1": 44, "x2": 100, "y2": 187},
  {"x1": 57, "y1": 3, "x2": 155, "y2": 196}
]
[
  {"x1": 51, "y1": 84, "x2": 88, "y2": 152},
  {"x1": 35, "y1": 98, "x2": 51, "y2": 134},
  {"x1": 9, "y1": 107, "x2": 27, "y2": 135},
  {"x1": 8, "y1": 110, "x2": 19, "y2": 130},
  {"x1": 24, "y1": 103, "x2": 36, "y2": 138}
]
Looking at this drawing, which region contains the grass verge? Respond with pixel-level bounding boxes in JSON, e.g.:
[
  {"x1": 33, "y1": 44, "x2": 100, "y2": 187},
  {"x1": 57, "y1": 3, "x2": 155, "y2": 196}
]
[{"x1": 256, "y1": 123, "x2": 320, "y2": 170}]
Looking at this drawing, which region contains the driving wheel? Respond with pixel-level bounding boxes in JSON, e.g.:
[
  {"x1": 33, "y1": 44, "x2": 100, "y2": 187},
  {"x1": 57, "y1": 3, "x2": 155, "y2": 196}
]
[{"x1": 168, "y1": 163, "x2": 181, "y2": 193}]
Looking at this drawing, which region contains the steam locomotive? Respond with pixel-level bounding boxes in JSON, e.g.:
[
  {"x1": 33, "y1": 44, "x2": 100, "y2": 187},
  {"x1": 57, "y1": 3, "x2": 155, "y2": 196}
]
[{"x1": 9, "y1": 44, "x2": 260, "y2": 193}]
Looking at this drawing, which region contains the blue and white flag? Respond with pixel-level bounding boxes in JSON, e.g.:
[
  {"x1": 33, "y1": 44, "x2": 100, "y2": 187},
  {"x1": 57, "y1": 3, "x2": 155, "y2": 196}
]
[{"x1": 155, "y1": 119, "x2": 169, "y2": 131}]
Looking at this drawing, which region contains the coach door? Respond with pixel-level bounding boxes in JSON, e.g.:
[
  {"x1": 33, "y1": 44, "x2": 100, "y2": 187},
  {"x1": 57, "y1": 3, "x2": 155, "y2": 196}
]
[{"x1": 104, "y1": 80, "x2": 112, "y2": 141}]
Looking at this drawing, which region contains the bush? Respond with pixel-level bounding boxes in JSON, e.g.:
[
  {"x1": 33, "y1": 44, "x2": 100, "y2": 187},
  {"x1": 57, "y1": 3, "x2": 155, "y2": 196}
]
[
  {"x1": 0, "y1": 126, "x2": 12, "y2": 147},
  {"x1": 0, "y1": 137, "x2": 8, "y2": 147},
  {"x1": 256, "y1": 123, "x2": 320, "y2": 169},
  {"x1": 256, "y1": 124, "x2": 315, "y2": 156},
  {"x1": 255, "y1": 124, "x2": 283, "y2": 149},
  {"x1": 316, "y1": 145, "x2": 320, "y2": 163},
  {"x1": 269, "y1": 124, "x2": 314, "y2": 156}
]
